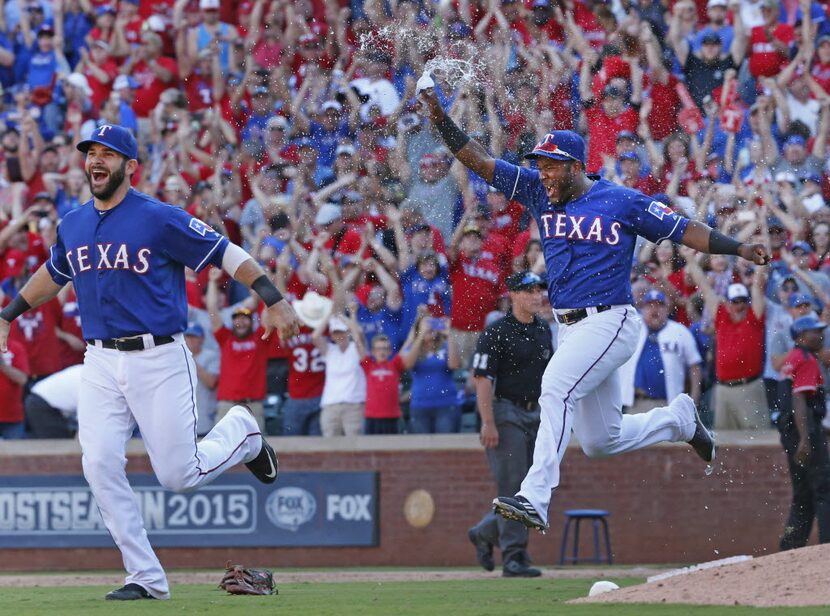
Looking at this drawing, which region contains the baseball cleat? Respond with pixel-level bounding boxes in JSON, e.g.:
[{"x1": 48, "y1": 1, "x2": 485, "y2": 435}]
[
  {"x1": 245, "y1": 437, "x2": 279, "y2": 484},
  {"x1": 685, "y1": 400, "x2": 716, "y2": 463},
  {"x1": 105, "y1": 583, "x2": 156, "y2": 600},
  {"x1": 493, "y1": 496, "x2": 548, "y2": 532},
  {"x1": 467, "y1": 528, "x2": 495, "y2": 572}
]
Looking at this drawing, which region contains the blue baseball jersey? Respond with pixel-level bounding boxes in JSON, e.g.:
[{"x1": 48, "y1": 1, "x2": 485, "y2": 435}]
[
  {"x1": 45, "y1": 189, "x2": 229, "y2": 340},
  {"x1": 491, "y1": 161, "x2": 689, "y2": 308}
]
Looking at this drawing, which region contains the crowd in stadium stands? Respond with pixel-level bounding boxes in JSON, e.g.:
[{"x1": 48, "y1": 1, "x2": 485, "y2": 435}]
[{"x1": 2, "y1": 0, "x2": 830, "y2": 438}]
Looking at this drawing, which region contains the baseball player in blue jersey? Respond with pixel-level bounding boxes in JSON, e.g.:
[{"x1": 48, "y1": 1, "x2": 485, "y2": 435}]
[
  {"x1": 417, "y1": 81, "x2": 770, "y2": 532},
  {"x1": 0, "y1": 125, "x2": 301, "y2": 600}
]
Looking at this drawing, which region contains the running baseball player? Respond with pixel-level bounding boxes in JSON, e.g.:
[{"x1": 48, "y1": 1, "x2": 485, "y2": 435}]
[
  {"x1": 417, "y1": 80, "x2": 770, "y2": 532},
  {"x1": 0, "y1": 125, "x2": 301, "y2": 600}
]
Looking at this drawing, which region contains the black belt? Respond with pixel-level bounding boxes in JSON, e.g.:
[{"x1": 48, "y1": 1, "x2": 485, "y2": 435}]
[
  {"x1": 555, "y1": 305, "x2": 612, "y2": 326},
  {"x1": 87, "y1": 335, "x2": 175, "y2": 352},
  {"x1": 497, "y1": 397, "x2": 539, "y2": 411},
  {"x1": 717, "y1": 375, "x2": 760, "y2": 387},
  {"x1": 634, "y1": 389, "x2": 666, "y2": 401}
]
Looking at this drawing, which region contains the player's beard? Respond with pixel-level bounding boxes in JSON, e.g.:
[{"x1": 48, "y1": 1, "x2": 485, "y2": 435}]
[{"x1": 86, "y1": 159, "x2": 128, "y2": 201}]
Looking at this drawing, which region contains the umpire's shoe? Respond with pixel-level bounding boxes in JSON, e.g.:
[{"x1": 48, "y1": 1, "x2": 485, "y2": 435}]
[
  {"x1": 246, "y1": 437, "x2": 279, "y2": 484},
  {"x1": 493, "y1": 495, "x2": 547, "y2": 532},
  {"x1": 467, "y1": 527, "x2": 494, "y2": 572},
  {"x1": 105, "y1": 583, "x2": 156, "y2": 600},
  {"x1": 502, "y1": 559, "x2": 542, "y2": 578},
  {"x1": 677, "y1": 394, "x2": 716, "y2": 463}
]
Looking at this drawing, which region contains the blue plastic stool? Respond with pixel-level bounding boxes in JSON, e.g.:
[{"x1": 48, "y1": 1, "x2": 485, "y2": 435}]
[{"x1": 559, "y1": 509, "x2": 612, "y2": 565}]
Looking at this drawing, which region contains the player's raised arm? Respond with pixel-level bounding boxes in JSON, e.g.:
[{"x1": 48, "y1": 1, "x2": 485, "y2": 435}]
[
  {"x1": 219, "y1": 243, "x2": 302, "y2": 343},
  {"x1": 0, "y1": 265, "x2": 65, "y2": 352},
  {"x1": 416, "y1": 77, "x2": 496, "y2": 183},
  {"x1": 680, "y1": 219, "x2": 770, "y2": 265}
]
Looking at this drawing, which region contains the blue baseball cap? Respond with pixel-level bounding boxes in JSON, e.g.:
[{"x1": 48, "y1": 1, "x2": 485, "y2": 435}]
[
  {"x1": 619, "y1": 151, "x2": 639, "y2": 162},
  {"x1": 788, "y1": 293, "x2": 814, "y2": 308},
  {"x1": 77, "y1": 124, "x2": 138, "y2": 160},
  {"x1": 184, "y1": 323, "x2": 205, "y2": 337},
  {"x1": 525, "y1": 130, "x2": 586, "y2": 166},
  {"x1": 784, "y1": 134, "x2": 807, "y2": 148},
  {"x1": 791, "y1": 240, "x2": 813, "y2": 254},
  {"x1": 790, "y1": 314, "x2": 827, "y2": 339},
  {"x1": 642, "y1": 289, "x2": 667, "y2": 304}
]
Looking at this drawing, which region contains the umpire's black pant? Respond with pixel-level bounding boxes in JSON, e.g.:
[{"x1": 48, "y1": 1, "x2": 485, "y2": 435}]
[
  {"x1": 471, "y1": 399, "x2": 539, "y2": 565},
  {"x1": 778, "y1": 417, "x2": 830, "y2": 551}
]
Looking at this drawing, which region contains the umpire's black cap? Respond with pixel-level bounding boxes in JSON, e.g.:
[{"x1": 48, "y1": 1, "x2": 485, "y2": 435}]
[{"x1": 506, "y1": 271, "x2": 546, "y2": 292}]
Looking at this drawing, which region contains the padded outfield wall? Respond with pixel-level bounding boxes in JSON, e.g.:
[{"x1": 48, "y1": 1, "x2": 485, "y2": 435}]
[{"x1": 0, "y1": 433, "x2": 799, "y2": 570}]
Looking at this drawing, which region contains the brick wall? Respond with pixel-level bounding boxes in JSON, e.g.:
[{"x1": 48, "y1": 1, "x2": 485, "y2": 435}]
[{"x1": 0, "y1": 434, "x2": 797, "y2": 571}]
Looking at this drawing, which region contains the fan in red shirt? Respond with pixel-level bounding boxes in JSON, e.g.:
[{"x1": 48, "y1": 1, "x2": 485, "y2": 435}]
[
  {"x1": 748, "y1": 6, "x2": 794, "y2": 79},
  {"x1": 205, "y1": 269, "x2": 269, "y2": 432},
  {"x1": 485, "y1": 187, "x2": 524, "y2": 247},
  {"x1": 281, "y1": 292, "x2": 332, "y2": 435},
  {"x1": 57, "y1": 287, "x2": 85, "y2": 369},
  {"x1": 687, "y1": 259, "x2": 769, "y2": 431},
  {"x1": 183, "y1": 49, "x2": 224, "y2": 113},
  {"x1": 116, "y1": 0, "x2": 144, "y2": 48},
  {"x1": 0, "y1": 338, "x2": 29, "y2": 439},
  {"x1": 125, "y1": 32, "x2": 179, "y2": 118},
  {"x1": 360, "y1": 334, "x2": 405, "y2": 435},
  {"x1": 581, "y1": 58, "x2": 641, "y2": 173},
  {"x1": 315, "y1": 204, "x2": 363, "y2": 265},
  {"x1": 8, "y1": 297, "x2": 64, "y2": 379},
  {"x1": 449, "y1": 225, "x2": 505, "y2": 367},
  {"x1": 656, "y1": 133, "x2": 701, "y2": 197},
  {"x1": 78, "y1": 40, "x2": 119, "y2": 109},
  {"x1": 811, "y1": 34, "x2": 830, "y2": 94}
]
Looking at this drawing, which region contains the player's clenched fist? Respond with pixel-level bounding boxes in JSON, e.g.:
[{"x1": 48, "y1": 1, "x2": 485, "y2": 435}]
[
  {"x1": 738, "y1": 243, "x2": 771, "y2": 266},
  {"x1": 262, "y1": 300, "x2": 302, "y2": 343}
]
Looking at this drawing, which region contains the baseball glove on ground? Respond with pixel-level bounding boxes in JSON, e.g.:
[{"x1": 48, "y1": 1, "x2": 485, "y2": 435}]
[{"x1": 219, "y1": 561, "x2": 277, "y2": 595}]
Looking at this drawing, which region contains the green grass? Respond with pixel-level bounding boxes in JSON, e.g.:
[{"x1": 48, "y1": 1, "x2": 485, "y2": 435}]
[{"x1": 1, "y1": 578, "x2": 825, "y2": 615}]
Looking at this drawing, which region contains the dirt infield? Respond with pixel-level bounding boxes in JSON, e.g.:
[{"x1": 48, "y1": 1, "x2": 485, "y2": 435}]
[
  {"x1": 574, "y1": 543, "x2": 830, "y2": 607},
  {"x1": 0, "y1": 566, "x2": 663, "y2": 588}
]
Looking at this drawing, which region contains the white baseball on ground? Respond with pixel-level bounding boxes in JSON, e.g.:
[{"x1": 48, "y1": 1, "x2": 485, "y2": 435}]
[
  {"x1": 588, "y1": 580, "x2": 620, "y2": 597},
  {"x1": 415, "y1": 72, "x2": 435, "y2": 95}
]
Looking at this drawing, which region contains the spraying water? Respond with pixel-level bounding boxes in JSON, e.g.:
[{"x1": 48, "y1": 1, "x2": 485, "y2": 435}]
[{"x1": 358, "y1": 22, "x2": 486, "y2": 92}]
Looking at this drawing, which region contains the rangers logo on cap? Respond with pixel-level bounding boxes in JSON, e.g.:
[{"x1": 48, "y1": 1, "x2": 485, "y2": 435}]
[
  {"x1": 76, "y1": 124, "x2": 139, "y2": 161},
  {"x1": 525, "y1": 130, "x2": 586, "y2": 165}
]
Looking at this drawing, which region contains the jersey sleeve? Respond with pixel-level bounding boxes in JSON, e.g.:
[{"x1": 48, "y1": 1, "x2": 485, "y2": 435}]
[
  {"x1": 472, "y1": 326, "x2": 500, "y2": 380},
  {"x1": 491, "y1": 159, "x2": 544, "y2": 215},
  {"x1": 44, "y1": 226, "x2": 73, "y2": 286},
  {"x1": 161, "y1": 207, "x2": 229, "y2": 272},
  {"x1": 629, "y1": 193, "x2": 690, "y2": 245}
]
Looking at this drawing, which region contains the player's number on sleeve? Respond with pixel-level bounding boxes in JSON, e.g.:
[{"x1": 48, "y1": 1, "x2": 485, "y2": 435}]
[
  {"x1": 472, "y1": 353, "x2": 488, "y2": 370},
  {"x1": 292, "y1": 347, "x2": 325, "y2": 373}
]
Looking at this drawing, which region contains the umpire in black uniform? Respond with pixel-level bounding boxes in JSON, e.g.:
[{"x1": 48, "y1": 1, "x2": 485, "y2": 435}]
[{"x1": 468, "y1": 271, "x2": 553, "y2": 577}]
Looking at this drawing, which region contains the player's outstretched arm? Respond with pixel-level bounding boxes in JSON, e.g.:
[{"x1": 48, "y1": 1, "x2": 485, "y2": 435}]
[
  {"x1": 0, "y1": 265, "x2": 65, "y2": 352},
  {"x1": 417, "y1": 83, "x2": 496, "y2": 183},
  {"x1": 680, "y1": 220, "x2": 770, "y2": 265},
  {"x1": 221, "y1": 244, "x2": 302, "y2": 342}
]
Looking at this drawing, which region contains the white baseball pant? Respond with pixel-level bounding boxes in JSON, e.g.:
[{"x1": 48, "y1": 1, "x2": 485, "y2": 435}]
[
  {"x1": 78, "y1": 336, "x2": 262, "y2": 599},
  {"x1": 519, "y1": 306, "x2": 696, "y2": 525}
]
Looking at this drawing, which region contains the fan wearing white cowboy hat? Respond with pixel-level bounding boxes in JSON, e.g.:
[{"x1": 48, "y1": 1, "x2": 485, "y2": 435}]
[
  {"x1": 312, "y1": 310, "x2": 367, "y2": 437},
  {"x1": 281, "y1": 292, "x2": 334, "y2": 435}
]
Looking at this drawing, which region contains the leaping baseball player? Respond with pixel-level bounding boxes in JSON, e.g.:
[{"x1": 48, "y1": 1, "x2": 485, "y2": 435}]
[
  {"x1": 0, "y1": 125, "x2": 302, "y2": 600},
  {"x1": 417, "y1": 78, "x2": 770, "y2": 532}
]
